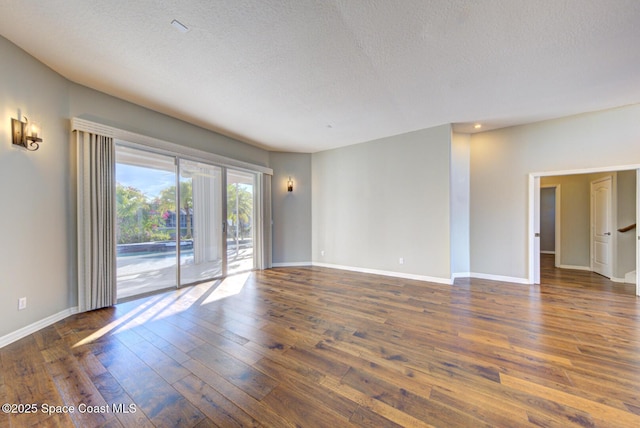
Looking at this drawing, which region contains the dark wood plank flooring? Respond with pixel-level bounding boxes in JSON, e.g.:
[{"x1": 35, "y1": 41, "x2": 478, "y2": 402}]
[{"x1": 2, "y1": 255, "x2": 640, "y2": 427}]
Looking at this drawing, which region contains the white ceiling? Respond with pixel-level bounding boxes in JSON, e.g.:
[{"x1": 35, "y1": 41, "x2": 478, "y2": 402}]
[{"x1": 1, "y1": 1, "x2": 639, "y2": 153}]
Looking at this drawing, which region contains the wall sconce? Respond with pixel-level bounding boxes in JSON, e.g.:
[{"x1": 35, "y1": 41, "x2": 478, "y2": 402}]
[
  {"x1": 12, "y1": 117, "x2": 43, "y2": 151},
  {"x1": 287, "y1": 176, "x2": 293, "y2": 192}
]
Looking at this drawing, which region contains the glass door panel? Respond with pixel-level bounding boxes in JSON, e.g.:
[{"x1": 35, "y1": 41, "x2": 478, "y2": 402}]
[
  {"x1": 227, "y1": 169, "x2": 256, "y2": 274},
  {"x1": 179, "y1": 160, "x2": 223, "y2": 285},
  {"x1": 115, "y1": 145, "x2": 177, "y2": 299}
]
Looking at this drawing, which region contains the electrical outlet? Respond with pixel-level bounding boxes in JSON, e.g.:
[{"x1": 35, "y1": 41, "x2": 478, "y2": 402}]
[
  {"x1": 18, "y1": 297, "x2": 27, "y2": 310},
  {"x1": 321, "y1": 250, "x2": 325, "y2": 256},
  {"x1": 399, "y1": 257, "x2": 404, "y2": 265}
]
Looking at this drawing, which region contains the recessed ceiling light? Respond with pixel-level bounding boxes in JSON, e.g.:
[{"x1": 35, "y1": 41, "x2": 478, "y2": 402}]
[
  {"x1": 474, "y1": 123, "x2": 482, "y2": 129},
  {"x1": 171, "y1": 19, "x2": 190, "y2": 33}
]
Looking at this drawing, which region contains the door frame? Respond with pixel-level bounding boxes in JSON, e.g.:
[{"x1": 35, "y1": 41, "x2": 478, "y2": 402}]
[
  {"x1": 528, "y1": 164, "x2": 640, "y2": 296},
  {"x1": 637, "y1": 170, "x2": 640, "y2": 296}
]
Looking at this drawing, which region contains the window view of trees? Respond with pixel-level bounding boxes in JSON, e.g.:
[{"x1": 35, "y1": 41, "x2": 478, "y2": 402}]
[
  {"x1": 158, "y1": 181, "x2": 194, "y2": 239},
  {"x1": 116, "y1": 183, "x2": 171, "y2": 244},
  {"x1": 227, "y1": 182, "x2": 253, "y2": 243},
  {"x1": 116, "y1": 181, "x2": 192, "y2": 245},
  {"x1": 116, "y1": 180, "x2": 253, "y2": 245}
]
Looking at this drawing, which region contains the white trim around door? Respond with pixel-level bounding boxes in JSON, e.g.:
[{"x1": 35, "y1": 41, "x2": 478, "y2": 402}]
[{"x1": 528, "y1": 164, "x2": 640, "y2": 292}]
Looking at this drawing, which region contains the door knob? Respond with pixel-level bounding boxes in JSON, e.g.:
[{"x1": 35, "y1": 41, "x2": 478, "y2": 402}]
[{"x1": 604, "y1": 232, "x2": 611, "y2": 236}]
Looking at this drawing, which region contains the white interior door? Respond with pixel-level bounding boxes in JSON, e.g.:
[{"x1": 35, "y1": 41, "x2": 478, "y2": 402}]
[
  {"x1": 591, "y1": 176, "x2": 612, "y2": 278},
  {"x1": 533, "y1": 177, "x2": 541, "y2": 284}
]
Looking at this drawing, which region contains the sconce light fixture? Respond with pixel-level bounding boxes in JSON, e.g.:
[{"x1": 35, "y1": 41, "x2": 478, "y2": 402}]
[
  {"x1": 287, "y1": 176, "x2": 293, "y2": 192},
  {"x1": 12, "y1": 117, "x2": 42, "y2": 151}
]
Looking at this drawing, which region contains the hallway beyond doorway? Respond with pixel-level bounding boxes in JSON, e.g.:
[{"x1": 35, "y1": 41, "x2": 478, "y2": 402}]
[{"x1": 540, "y1": 253, "x2": 635, "y2": 295}]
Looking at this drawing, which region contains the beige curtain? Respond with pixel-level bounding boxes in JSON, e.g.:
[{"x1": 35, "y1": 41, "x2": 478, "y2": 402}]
[
  {"x1": 76, "y1": 131, "x2": 116, "y2": 312},
  {"x1": 256, "y1": 173, "x2": 272, "y2": 269}
]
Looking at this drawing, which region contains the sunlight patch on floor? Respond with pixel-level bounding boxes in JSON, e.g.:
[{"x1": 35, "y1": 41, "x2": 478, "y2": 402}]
[
  {"x1": 73, "y1": 273, "x2": 250, "y2": 347},
  {"x1": 72, "y1": 293, "x2": 167, "y2": 347},
  {"x1": 201, "y1": 272, "x2": 250, "y2": 305}
]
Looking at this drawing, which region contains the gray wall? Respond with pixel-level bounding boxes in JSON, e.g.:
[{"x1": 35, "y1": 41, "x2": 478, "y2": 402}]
[
  {"x1": 0, "y1": 36, "x2": 270, "y2": 338},
  {"x1": 270, "y1": 152, "x2": 312, "y2": 264},
  {"x1": 312, "y1": 125, "x2": 452, "y2": 281},
  {"x1": 1, "y1": 36, "x2": 73, "y2": 336},
  {"x1": 471, "y1": 105, "x2": 640, "y2": 280},
  {"x1": 69, "y1": 84, "x2": 269, "y2": 168}
]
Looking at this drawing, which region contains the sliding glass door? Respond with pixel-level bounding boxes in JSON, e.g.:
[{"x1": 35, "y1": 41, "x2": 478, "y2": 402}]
[
  {"x1": 179, "y1": 159, "x2": 224, "y2": 285},
  {"x1": 115, "y1": 144, "x2": 259, "y2": 299},
  {"x1": 115, "y1": 146, "x2": 178, "y2": 299},
  {"x1": 227, "y1": 169, "x2": 256, "y2": 275}
]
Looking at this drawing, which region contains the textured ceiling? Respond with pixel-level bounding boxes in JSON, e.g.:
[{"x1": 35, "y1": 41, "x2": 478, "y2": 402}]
[{"x1": 1, "y1": 0, "x2": 639, "y2": 152}]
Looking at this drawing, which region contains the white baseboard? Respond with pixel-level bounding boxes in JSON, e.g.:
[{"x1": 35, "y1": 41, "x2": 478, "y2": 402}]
[
  {"x1": 469, "y1": 272, "x2": 530, "y2": 285},
  {"x1": 271, "y1": 262, "x2": 312, "y2": 267},
  {"x1": 558, "y1": 264, "x2": 591, "y2": 271},
  {"x1": 312, "y1": 262, "x2": 453, "y2": 285},
  {"x1": 306, "y1": 263, "x2": 530, "y2": 286},
  {"x1": 611, "y1": 277, "x2": 626, "y2": 283},
  {"x1": 540, "y1": 251, "x2": 556, "y2": 255},
  {"x1": 0, "y1": 307, "x2": 79, "y2": 349}
]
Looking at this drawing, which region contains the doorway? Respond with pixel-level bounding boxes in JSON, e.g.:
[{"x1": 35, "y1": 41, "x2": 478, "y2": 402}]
[
  {"x1": 540, "y1": 184, "x2": 561, "y2": 269},
  {"x1": 530, "y1": 167, "x2": 640, "y2": 296}
]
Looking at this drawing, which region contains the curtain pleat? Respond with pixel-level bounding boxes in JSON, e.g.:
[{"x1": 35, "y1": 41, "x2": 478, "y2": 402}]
[
  {"x1": 260, "y1": 174, "x2": 273, "y2": 269},
  {"x1": 77, "y1": 131, "x2": 116, "y2": 312}
]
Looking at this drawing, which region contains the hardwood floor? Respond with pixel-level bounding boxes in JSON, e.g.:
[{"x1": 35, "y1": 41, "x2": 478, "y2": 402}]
[{"x1": 2, "y1": 257, "x2": 640, "y2": 427}]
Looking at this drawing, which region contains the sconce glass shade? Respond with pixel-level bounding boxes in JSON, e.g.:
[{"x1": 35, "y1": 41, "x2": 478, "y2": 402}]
[
  {"x1": 12, "y1": 117, "x2": 42, "y2": 151},
  {"x1": 287, "y1": 177, "x2": 293, "y2": 192},
  {"x1": 26, "y1": 121, "x2": 40, "y2": 140}
]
